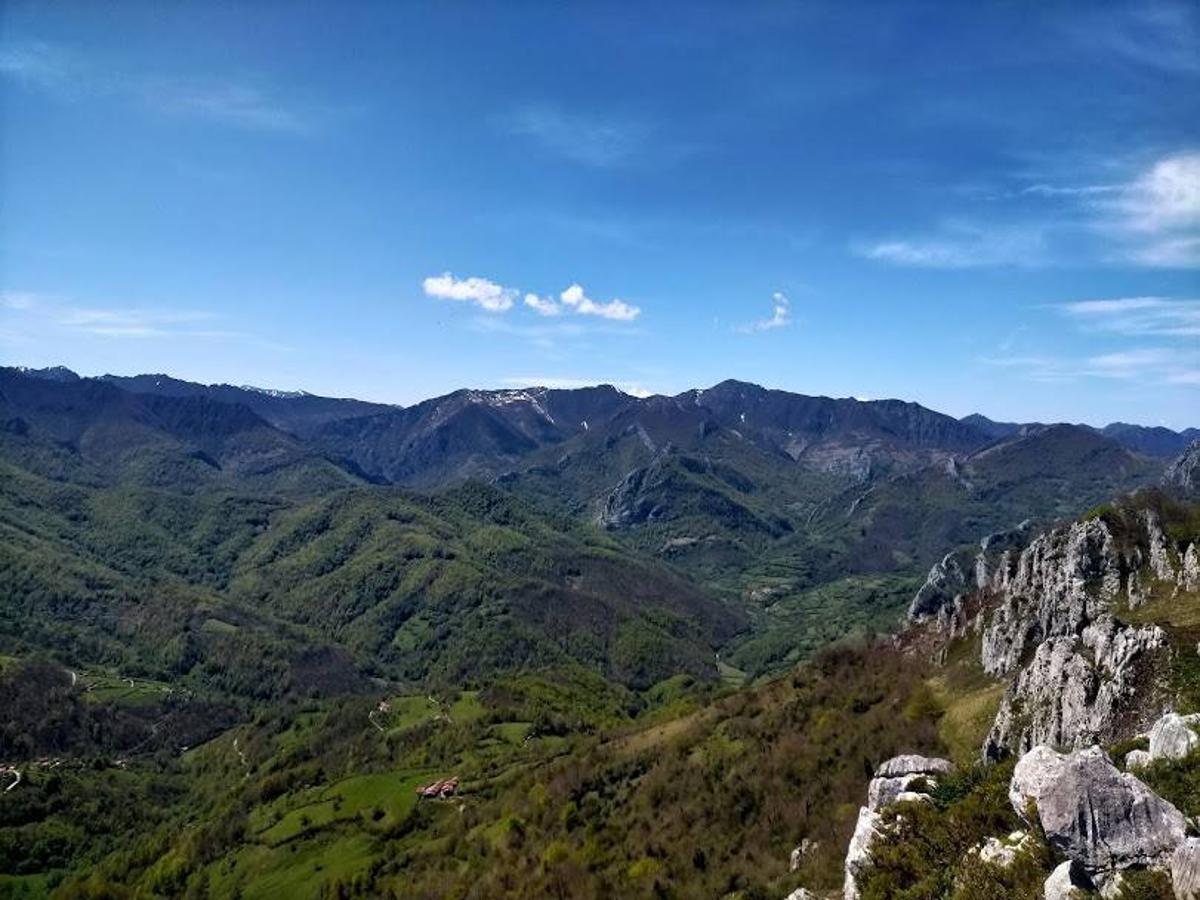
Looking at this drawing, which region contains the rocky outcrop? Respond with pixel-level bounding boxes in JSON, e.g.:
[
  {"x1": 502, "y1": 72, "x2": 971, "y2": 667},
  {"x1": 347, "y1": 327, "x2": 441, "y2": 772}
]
[
  {"x1": 981, "y1": 518, "x2": 1120, "y2": 677},
  {"x1": 1149, "y1": 712, "x2": 1200, "y2": 761},
  {"x1": 843, "y1": 755, "x2": 951, "y2": 899},
  {"x1": 843, "y1": 806, "x2": 882, "y2": 900},
  {"x1": 975, "y1": 830, "x2": 1034, "y2": 868},
  {"x1": 985, "y1": 617, "x2": 1166, "y2": 758},
  {"x1": 906, "y1": 521, "x2": 1032, "y2": 624},
  {"x1": 977, "y1": 508, "x2": 1200, "y2": 758},
  {"x1": 1009, "y1": 745, "x2": 1187, "y2": 875},
  {"x1": 1164, "y1": 441, "x2": 1200, "y2": 497},
  {"x1": 908, "y1": 550, "x2": 971, "y2": 622},
  {"x1": 788, "y1": 838, "x2": 817, "y2": 872},
  {"x1": 1043, "y1": 859, "x2": 1093, "y2": 900},
  {"x1": 1172, "y1": 838, "x2": 1200, "y2": 900},
  {"x1": 1125, "y1": 749, "x2": 1152, "y2": 771}
]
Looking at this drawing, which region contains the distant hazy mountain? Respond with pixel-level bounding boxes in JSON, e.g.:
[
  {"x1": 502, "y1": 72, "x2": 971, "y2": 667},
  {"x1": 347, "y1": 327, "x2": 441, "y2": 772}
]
[
  {"x1": 0, "y1": 367, "x2": 358, "y2": 493},
  {"x1": 98, "y1": 371, "x2": 393, "y2": 436}
]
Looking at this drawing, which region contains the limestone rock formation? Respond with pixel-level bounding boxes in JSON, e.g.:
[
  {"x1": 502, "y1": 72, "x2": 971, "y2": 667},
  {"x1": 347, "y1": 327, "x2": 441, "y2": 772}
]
[
  {"x1": 1009, "y1": 745, "x2": 1186, "y2": 874},
  {"x1": 1149, "y1": 712, "x2": 1200, "y2": 761},
  {"x1": 1043, "y1": 859, "x2": 1093, "y2": 900},
  {"x1": 1125, "y1": 749, "x2": 1152, "y2": 771},
  {"x1": 843, "y1": 755, "x2": 952, "y2": 899},
  {"x1": 842, "y1": 806, "x2": 882, "y2": 900},
  {"x1": 1165, "y1": 441, "x2": 1200, "y2": 497},
  {"x1": 976, "y1": 830, "x2": 1034, "y2": 868},
  {"x1": 981, "y1": 517, "x2": 1120, "y2": 677},
  {"x1": 1172, "y1": 838, "x2": 1200, "y2": 900},
  {"x1": 985, "y1": 617, "x2": 1166, "y2": 758}
]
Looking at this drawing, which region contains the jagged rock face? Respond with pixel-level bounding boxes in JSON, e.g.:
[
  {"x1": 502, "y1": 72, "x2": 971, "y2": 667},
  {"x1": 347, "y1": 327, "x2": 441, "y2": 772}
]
[
  {"x1": 1172, "y1": 838, "x2": 1200, "y2": 900},
  {"x1": 1185, "y1": 543, "x2": 1200, "y2": 592},
  {"x1": 907, "y1": 521, "x2": 1033, "y2": 624},
  {"x1": 985, "y1": 617, "x2": 1166, "y2": 758},
  {"x1": 981, "y1": 518, "x2": 1120, "y2": 677},
  {"x1": 1164, "y1": 441, "x2": 1200, "y2": 497},
  {"x1": 908, "y1": 550, "x2": 971, "y2": 621},
  {"x1": 1009, "y1": 745, "x2": 1187, "y2": 874},
  {"x1": 1148, "y1": 712, "x2": 1200, "y2": 761}
]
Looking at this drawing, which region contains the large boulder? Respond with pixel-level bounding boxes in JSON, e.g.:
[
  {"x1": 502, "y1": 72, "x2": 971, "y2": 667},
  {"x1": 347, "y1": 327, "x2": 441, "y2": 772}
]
[
  {"x1": 1009, "y1": 745, "x2": 1186, "y2": 873},
  {"x1": 1148, "y1": 712, "x2": 1200, "y2": 761}
]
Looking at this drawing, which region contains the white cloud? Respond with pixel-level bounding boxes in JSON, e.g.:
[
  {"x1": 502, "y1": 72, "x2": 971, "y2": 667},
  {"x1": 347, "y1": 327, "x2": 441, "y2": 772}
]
[
  {"x1": 1061, "y1": 297, "x2": 1200, "y2": 337},
  {"x1": 523, "y1": 293, "x2": 563, "y2": 316},
  {"x1": 1116, "y1": 153, "x2": 1200, "y2": 232},
  {"x1": 558, "y1": 283, "x2": 641, "y2": 321},
  {"x1": 422, "y1": 273, "x2": 516, "y2": 313},
  {"x1": 739, "y1": 291, "x2": 792, "y2": 332}
]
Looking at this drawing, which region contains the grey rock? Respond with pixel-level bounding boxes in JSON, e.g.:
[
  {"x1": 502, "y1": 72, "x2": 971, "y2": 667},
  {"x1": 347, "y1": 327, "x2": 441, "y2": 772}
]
[
  {"x1": 1148, "y1": 712, "x2": 1200, "y2": 761},
  {"x1": 788, "y1": 838, "x2": 817, "y2": 872},
  {"x1": 1144, "y1": 510, "x2": 1178, "y2": 582},
  {"x1": 1165, "y1": 441, "x2": 1200, "y2": 497},
  {"x1": 985, "y1": 617, "x2": 1166, "y2": 758},
  {"x1": 1172, "y1": 837, "x2": 1200, "y2": 900},
  {"x1": 782, "y1": 889, "x2": 818, "y2": 900},
  {"x1": 874, "y1": 754, "x2": 954, "y2": 778},
  {"x1": 978, "y1": 830, "x2": 1033, "y2": 867},
  {"x1": 908, "y1": 550, "x2": 970, "y2": 622},
  {"x1": 843, "y1": 806, "x2": 882, "y2": 900},
  {"x1": 1184, "y1": 543, "x2": 1200, "y2": 592},
  {"x1": 868, "y1": 773, "x2": 929, "y2": 810},
  {"x1": 1124, "y1": 749, "x2": 1152, "y2": 771},
  {"x1": 1043, "y1": 859, "x2": 1093, "y2": 900},
  {"x1": 1009, "y1": 745, "x2": 1186, "y2": 873},
  {"x1": 982, "y1": 518, "x2": 1120, "y2": 677}
]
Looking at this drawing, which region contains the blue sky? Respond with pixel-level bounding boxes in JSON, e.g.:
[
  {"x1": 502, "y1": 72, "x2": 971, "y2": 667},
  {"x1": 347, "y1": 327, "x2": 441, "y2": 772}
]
[{"x1": 1, "y1": 1, "x2": 1198, "y2": 427}]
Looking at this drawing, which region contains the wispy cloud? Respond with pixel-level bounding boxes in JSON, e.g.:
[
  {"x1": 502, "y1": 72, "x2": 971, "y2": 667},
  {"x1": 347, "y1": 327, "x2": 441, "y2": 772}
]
[
  {"x1": 0, "y1": 291, "x2": 38, "y2": 311},
  {"x1": 0, "y1": 39, "x2": 322, "y2": 134},
  {"x1": 981, "y1": 346, "x2": 1199, "y2": 385},
  {"x1": 737, "y1": 291, "x2": 791, "y2": 332},
  {"x1": 1061, "y1": 297, "x2": 1200, "y2": 337},
  {"x1": 858, "y1": 223, "x2": 1049, "y2": 269},
  {"x1": 862, "y1": 151, "x2": 1200, "y2": 270},
  {"x1": 505, "y1": 105, "x2": 649, "y2": 167},
  {"x1": 0, "y1": 290, "x2": 283, "y2": 348},
  {"x1": 56, "y1": 307, "x2": 242, "y2": 339},
  {"x1": 1062, "y1": 2, "x2": 1200, "y2": 76},
  {"x1": 143, "y1": 82, "x2": 314, "y2": 134}
]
